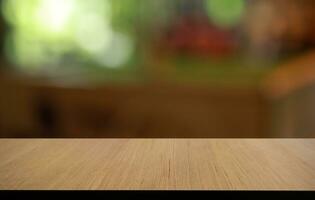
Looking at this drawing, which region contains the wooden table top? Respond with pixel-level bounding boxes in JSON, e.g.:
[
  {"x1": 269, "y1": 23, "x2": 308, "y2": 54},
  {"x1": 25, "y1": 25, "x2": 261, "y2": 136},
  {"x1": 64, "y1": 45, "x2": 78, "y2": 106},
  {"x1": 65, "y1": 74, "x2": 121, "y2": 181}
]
[{"x1": 0, "y1": 139, "x2": 314, "y2": 190}]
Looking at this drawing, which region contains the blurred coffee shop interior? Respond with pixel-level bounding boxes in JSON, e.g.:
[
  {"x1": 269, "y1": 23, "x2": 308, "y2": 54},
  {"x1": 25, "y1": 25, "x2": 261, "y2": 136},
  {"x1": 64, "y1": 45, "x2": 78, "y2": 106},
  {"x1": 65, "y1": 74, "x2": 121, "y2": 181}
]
[{"x1": 1, "y1": 0, "x2": 315, "y2": 138}]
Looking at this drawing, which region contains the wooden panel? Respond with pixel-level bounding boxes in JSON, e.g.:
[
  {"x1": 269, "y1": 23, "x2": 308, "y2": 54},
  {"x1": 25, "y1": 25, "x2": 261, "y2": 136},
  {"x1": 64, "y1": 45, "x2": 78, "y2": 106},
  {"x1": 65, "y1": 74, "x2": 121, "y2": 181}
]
[
  {"x1": 52, "y1": 85, "x2": 269, "y2": 138},
  {"x1": 0, "y1": 77, "x2": 42, "y2": 137},
  {"x1": 271, "y1": 84, "x2": 315, "y2": 137},
  {"x1": 0, "y1": 77, "x2": 271, "y2": 138},
  {"x1": 0, "y1": 139, "x2": 314, "y2": 190}
]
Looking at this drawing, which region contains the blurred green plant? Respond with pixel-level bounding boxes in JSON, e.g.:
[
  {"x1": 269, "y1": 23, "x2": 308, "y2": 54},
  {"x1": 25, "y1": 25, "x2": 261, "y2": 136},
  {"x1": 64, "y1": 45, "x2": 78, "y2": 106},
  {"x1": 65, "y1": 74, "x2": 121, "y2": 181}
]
[
  {"x1": 206, "y1": 0, "x2": 245, "y2": 28},
  {"x1": 1, "y1": 0, "x2": 172, "y2": 73}
]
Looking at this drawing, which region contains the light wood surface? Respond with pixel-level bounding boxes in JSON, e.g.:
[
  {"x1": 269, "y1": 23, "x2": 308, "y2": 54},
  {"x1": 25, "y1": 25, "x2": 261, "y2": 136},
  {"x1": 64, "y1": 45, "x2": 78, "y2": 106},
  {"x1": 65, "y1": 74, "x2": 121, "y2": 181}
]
[{"x1": 0, "y1": 139, "x2": 314, "y2": 190}]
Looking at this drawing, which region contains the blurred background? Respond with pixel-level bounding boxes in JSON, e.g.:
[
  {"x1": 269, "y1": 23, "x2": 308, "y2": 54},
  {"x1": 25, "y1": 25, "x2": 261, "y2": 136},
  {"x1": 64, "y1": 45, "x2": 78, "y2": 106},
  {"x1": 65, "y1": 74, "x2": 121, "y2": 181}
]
[{"x1": 1, "y1": 0, "x2": 315, "y2": 138}]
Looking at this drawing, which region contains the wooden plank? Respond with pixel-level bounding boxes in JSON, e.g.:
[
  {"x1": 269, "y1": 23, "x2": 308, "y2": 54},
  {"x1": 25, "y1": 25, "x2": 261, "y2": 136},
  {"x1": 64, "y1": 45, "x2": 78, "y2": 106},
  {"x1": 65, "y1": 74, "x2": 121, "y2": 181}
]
[{"x1": 0, "y1": 139, "x2": 314, "y2": 190}]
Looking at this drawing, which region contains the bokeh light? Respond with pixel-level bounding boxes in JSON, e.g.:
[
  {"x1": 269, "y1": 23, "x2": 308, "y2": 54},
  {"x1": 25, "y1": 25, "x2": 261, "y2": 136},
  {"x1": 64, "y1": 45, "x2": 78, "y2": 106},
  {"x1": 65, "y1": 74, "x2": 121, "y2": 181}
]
[
  {"x1": 206, "y1": 0, "x2": 246, "y2": 28},
  {"x1": 95, "y1": 32, "x2": 134, "y2": 68},
  {"x1": 37, "y1": 0, "x2": 75, "y2": 33},
  {"x1": 1, "y1": 0, "x2": 135, "y2": 71}
]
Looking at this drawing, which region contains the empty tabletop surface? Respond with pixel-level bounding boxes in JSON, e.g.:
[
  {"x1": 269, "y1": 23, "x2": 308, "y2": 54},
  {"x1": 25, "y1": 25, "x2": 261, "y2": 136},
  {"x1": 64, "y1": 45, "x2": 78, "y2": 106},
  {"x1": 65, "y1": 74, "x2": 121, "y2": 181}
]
[{"x1": 0, "y1": 139, "x2": 314, "y2": 190}]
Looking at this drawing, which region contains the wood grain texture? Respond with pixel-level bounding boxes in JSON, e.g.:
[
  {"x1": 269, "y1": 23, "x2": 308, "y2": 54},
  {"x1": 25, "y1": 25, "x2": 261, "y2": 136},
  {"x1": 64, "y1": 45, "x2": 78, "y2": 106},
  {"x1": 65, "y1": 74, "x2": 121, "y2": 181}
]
[{"x1": 0, "y1": 139, "x2": 314, "y2": 190}]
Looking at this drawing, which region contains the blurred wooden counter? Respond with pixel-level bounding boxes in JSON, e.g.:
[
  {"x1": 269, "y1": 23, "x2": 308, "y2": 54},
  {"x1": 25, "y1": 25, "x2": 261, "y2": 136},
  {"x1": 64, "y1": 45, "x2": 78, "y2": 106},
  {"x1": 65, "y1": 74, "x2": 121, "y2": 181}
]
[
  {"x1": 2, "y1": 51, "x2": 315, "y2": 138},
  {"x1": 0, "y1": 139, "x2": 314, "y2": 190}
]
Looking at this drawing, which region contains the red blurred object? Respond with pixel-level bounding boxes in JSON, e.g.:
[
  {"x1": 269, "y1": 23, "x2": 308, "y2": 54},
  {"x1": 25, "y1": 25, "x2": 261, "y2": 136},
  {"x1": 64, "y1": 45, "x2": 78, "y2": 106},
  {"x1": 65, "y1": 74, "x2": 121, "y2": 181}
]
[{"x1": 159, "y1": 16, "x2": 237, "y2": 58}]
